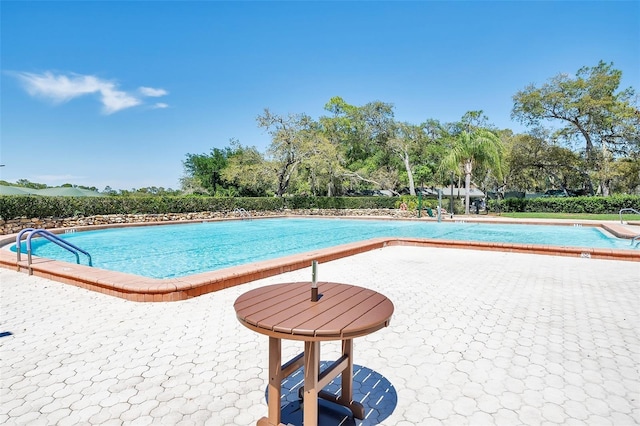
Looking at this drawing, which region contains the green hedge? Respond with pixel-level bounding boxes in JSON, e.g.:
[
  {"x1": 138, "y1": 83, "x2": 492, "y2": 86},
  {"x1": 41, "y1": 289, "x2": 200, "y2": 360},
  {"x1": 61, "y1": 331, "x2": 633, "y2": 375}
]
[
  {"x1": 0, "y1": 195, "x2": 398, "y2": 220},
  {"x1": 490, "y1": 195, "x2": 640, "y2": 213},
  {"x1": 3, "y1": 194, "x2": 636, "y2": 220}
]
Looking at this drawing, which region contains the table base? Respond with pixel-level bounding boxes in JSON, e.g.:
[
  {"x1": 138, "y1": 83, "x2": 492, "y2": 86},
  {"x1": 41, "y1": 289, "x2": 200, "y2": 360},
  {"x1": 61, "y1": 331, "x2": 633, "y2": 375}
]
[{"x1": 257, "y1": 337, "x2": 364, "y2": 426}]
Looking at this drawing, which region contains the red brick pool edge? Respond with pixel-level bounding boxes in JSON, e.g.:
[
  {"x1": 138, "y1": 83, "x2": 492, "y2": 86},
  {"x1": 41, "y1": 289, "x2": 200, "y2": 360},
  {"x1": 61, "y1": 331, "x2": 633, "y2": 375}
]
[{"x1": 1, "y1": 217, "x2": 638, "y2": 302}]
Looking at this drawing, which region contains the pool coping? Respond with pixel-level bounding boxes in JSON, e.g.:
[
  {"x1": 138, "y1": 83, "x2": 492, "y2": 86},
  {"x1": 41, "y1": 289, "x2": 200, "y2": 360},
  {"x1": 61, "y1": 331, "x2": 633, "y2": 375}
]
[{"x1": 1, "y1": 215, "x2": 638, "y2": 302}]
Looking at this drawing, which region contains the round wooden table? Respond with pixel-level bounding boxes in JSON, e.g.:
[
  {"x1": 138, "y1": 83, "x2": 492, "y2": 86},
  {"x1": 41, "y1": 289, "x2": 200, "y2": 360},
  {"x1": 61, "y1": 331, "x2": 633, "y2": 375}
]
[{"x1": 234, "y1": 282, "x2": 394, "y2": 426}]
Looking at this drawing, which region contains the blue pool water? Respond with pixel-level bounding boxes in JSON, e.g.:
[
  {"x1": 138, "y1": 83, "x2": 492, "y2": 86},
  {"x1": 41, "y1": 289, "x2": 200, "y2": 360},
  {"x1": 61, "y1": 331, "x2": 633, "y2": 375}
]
[{"x1": 15, "y1": 218, "x2": 632, "y2": 279}]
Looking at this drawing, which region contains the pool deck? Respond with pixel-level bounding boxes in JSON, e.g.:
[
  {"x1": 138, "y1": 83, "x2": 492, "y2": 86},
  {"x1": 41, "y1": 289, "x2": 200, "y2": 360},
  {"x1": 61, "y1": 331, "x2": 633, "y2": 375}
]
[
  {"x1": 0, "y1": 215, "x2": 639, "y2": 302},
  {"x1": 1, "y1": 243, "x2": 639, "y2": 424}
]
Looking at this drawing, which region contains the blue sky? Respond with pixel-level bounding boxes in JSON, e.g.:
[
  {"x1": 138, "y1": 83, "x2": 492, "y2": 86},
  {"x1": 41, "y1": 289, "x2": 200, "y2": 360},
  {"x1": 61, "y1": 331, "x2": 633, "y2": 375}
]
[{"x1": 1, "y1": 1, "x2": 638, "y2": 191}]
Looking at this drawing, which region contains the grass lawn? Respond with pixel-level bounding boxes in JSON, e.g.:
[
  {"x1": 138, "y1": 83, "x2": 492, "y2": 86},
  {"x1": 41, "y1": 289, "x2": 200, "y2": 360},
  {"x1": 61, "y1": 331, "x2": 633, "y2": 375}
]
[{"x1": 492, "y1": 212, "x2": 625, "y2": 221}]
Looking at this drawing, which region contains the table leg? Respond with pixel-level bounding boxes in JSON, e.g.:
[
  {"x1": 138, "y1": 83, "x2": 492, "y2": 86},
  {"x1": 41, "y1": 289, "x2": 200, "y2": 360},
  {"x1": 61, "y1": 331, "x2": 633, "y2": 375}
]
[
  {"x1": 303, "y1": 340, "x2": 320, "y2": 426},
  {"x1": 339, "y1": 339, "x2": 353, "y2": 405},
  {"x1": 299, "y1": 339, "x2": 364, "y2": 422},
  {"x1": 259, "y1": 337, "x2": 282, "y2": 426},
  {"x1": 337, "y1": 339, "x2": 364, "y2": 419}
]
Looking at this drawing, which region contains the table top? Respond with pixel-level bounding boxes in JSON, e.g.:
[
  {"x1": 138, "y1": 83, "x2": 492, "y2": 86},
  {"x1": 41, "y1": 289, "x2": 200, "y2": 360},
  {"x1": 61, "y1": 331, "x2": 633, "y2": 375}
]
[{"x1": 234, "y1": 282, "x2": 394, "y2": 341}]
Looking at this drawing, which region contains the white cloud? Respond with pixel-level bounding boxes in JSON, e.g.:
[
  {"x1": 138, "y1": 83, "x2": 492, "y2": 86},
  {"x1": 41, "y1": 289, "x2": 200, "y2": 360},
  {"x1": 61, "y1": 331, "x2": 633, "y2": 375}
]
[
  {"x1": 153, "y1": 102, "x2": 169, "y2": 109},
  {"x1": 13, "y1": 71, "x2": 167, "y2": 114},
  {"x1": 139, "y1": 86, "x2": 168, "y2": 97},
  {"x1": 100, "y1": 87, "x2": 141, "y2": 114},
  {"x1": 16, "y1": 72, "x2": 101, "y2": 102}
]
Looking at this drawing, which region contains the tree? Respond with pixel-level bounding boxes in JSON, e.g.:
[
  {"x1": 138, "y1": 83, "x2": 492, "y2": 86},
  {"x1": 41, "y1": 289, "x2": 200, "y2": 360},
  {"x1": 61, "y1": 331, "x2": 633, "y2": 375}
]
[
  {"x1": 320, "y1": 97, "x2": 397, "y2": 193},
  {"x1": 322, "y1": 97, "x2": 395, "y2": 163},
  {"x1": 409, "y1": 119, "x2": 448, "y2": 188},
  {"x1": 179, "y1": 176, "x2": 208, "y2": 195},
  {"x1": 182, "y1": 146, "x2": 232, "y2": 194},
  {"x1": 258, "y1": 109, "x2": 319, "y2": 197},
  {"x1": 102, "y1": 186, "x2": 118, "y2": 196},
  {"x1": 512, "y1": 61, "x2": 640, "y2": 195},
  {"x1": 297, "y1": 132, "x2": 345, "y2": 196},
  {"x1": 15, "y1": 179, "x2": 47, "y2": 189},
  {"x1": 455, "y1": 110, "x2": 493, "y2": 133},
  {"x1": 387, "y1": 122, "x2": 429, "y2": 195},
  {"x1": 221, "y1": 142, "x2": 272, "y2": 196},
  {"x1": 609, "y1": 156, "x2": 640, "y2": 195},
  {"x1": 503, "y1": 130, "x2": 587, "y2": 194},
  {"x1": 440, "y1": 129, "x2": 503, "y2": 214}
]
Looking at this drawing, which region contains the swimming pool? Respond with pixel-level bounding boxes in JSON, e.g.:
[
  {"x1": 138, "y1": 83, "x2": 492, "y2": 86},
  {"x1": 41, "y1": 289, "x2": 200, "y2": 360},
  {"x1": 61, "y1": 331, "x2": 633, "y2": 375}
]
[{"x1": 15, "y1": 217, "x2": 633, "y2": 279}]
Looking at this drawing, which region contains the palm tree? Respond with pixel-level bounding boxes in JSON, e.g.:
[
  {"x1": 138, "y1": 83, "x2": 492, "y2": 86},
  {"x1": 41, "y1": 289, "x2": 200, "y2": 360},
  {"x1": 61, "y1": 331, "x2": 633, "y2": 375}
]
[{"x1": 440, "y1": 129, "x2": 503, "y2": 214}]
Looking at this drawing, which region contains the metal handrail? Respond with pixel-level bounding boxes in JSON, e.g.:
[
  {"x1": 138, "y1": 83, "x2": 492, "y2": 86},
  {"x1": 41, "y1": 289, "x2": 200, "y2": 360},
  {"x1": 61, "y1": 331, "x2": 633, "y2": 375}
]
[
  {"x1": 15, "y1": 227, "x2": 36, "y2": 262},
  {"x1": 233, "y1": 208, "x2": 251, "y2": 218},
  {"x1": 632, "y1": 235, "x2": 640, "y2": 248},
  {"x1": 619, "y1": 208, "x2": 640, "y2": 223},
  {"x1": 20, "y1": 229, "x2": 92, "y2": 275},
  {"x1": 27, "y1": 229, "x2": 92, "y2": 265}
]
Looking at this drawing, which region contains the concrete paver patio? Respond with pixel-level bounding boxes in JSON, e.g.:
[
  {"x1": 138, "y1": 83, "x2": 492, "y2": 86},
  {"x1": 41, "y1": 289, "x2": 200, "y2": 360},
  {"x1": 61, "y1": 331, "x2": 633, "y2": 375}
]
[{"x1": 1, "y1": 246, "x2": 639, "y2": 425}]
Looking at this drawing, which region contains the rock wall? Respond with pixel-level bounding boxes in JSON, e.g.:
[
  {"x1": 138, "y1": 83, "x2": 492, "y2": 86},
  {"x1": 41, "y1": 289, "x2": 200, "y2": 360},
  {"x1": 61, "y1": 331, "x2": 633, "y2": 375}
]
[{"x1": 0, "y1": 209, "x2": 419, "y2": 235}]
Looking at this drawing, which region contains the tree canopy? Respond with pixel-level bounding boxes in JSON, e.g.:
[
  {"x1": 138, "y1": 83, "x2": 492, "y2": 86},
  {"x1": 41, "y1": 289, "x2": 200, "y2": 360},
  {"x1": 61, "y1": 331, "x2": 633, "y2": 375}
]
[
  {"x1": 512, "y1": 60, "x2": 640, "y2": 195},
  {"x1": 179, "y1": 61, "x2": 638, "y2": 199}
]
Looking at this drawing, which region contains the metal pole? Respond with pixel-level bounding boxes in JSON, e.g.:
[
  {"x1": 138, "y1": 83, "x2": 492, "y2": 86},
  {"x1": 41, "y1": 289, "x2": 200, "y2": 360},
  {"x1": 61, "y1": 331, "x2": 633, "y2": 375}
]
[
  {"x1": 450, "y1": 172, "x2": 454, "y2": 218},
  {"x1": 437, "y1": 190, "x2": 442, "y2": 223},
  {"x1": 418, "y1": 192, "x2": 422, "y2": 218},
  {"x1": 311, "y1": 260, "x2": 318, "y2": 302}
]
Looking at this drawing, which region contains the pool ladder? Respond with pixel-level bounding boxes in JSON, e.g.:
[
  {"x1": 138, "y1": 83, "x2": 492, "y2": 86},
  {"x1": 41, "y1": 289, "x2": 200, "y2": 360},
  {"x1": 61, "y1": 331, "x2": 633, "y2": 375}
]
[
  {"x1": 233, "y1": 208, "x2": 252, "y2": 219},
  {"x1": 16, "y1": 228, "x2": 92, "y2": 275},
  {"x1": 619, "y1": 208, "x2": 640, "y2": 248}
]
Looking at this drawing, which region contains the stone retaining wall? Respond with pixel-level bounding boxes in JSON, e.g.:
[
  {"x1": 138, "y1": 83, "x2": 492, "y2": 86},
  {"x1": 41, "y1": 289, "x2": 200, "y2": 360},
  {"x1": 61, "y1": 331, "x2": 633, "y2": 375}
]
[{"x1": 0, "y1": 209, "x2": 419, "y2": 235}]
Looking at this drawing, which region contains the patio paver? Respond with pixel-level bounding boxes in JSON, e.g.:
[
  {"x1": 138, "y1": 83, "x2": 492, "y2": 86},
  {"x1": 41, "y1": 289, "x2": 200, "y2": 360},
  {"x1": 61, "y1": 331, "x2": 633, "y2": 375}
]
[{"x1": 1, "y1": 245, "x2": 639, "y2": 425}]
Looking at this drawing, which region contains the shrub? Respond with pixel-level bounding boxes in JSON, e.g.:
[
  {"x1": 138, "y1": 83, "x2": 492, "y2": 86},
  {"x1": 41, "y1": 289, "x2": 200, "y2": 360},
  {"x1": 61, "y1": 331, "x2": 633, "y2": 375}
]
[
  {"x1": 490, "y1": 195, "x2": 639, "y2": 214},
  {"x1": 0, "y1": 195, "x2": 395, "y2": 220},
  {"x1": 4, "y1": 194, "x2": 634, "y2": 220}
]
